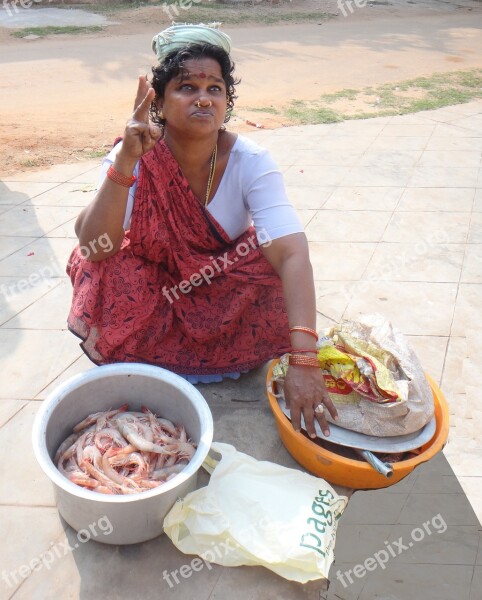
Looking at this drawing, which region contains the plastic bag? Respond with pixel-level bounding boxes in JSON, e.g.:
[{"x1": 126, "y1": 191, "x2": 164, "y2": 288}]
[
  {"x1": 272, "y1": 314, "x2": 434, "y2": 437},
  {"x1": 163, "y1": 442, "x2": 348, "y2": 583}
]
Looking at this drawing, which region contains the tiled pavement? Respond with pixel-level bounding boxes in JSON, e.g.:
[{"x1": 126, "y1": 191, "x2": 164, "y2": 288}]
[{"x1": 1, "y1": 102, "x2": 481, "y2": 599}]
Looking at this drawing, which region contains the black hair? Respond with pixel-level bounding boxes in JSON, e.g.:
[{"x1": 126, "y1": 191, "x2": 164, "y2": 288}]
[{"x1": 149, "y1": 42, "x2": 239, "y2": 126}]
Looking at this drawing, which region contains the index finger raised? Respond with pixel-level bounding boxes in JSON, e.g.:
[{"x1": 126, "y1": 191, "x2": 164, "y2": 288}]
[{"x1": 132, "y1": 87, "x2": 155, "y2": 123}]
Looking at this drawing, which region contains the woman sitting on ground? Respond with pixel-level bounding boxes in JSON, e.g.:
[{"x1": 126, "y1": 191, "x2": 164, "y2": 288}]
[{"x1": 68, "y1": 23, "x2": 336, "y2": 437}]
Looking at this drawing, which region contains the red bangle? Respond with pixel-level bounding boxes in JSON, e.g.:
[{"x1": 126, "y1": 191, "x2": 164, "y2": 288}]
[
  {"x1": 289, "y1": 326, "x2": 318, "y2": 340},
  {"x1": 107, "y1": 165, "x2": 137, "y2": 188},
  {"x1": 289, "y1": 354, "x2": 320, "y2": 368}
]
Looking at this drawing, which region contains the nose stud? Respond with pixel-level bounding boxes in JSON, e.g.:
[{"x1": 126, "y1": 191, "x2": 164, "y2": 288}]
[{"x1": 195, "y1": 100, "x2": 212, "y2": 108}]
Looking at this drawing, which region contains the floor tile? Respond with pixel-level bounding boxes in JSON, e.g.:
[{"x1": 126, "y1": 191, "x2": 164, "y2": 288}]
[
  {"x1": 0, "y1": 205, "x2": 80, "y2": 237},
  {"x1": 423, "y1": 451, "x2": 458, "y2": 476},
  {"x1": 417, "y1": 150, "x2": 481, "y2": 168},
  {"x1": 368, "y1": 136, "x2": 429, "y2": 151},
  {"x1": 314, "y1": 280, "x2": 353, "y2": 323},
  {"x1": 329, "y1": 118, "x2": 390, "y2": 137},
  {"x1": 380, "y1": 124, "x2": 435, "y2": 137},
  {"x1": 385, "y1": 524, "x2": 478, "y2": 565},
  {"x1": 0, "y1": 399, "x2": 28, "y2": 429},
  {"x1": 0, "y1": 402, "x2": 56, "y2": 507},
  {"x1": 440, "y1": 336, "x2": 467, "y2": 398},
  {"x1": 0, "y1": 329, "x2": 82, "y2": 399},
  {"x1": 323, "y1": 186, "x2": 402, "y2": 211},
  {"x1": 383, "y1": 211, "x2": 471, "y2": 243},
  {"x1": 342, "y1": 490, "x2": 408, "y2": 525},
  {"x1": 0, "y1": 275, "x2": 62, "y2": 326},
  {"x1": 398, "y1": 187, "x2": 475, "y2": 212},
  {"x1": 286, "y1": 186, "x2": 334, "y2": 209},
  {"x1": 0, "y1": 236, "x2": 36, "y2": 262},
  {"x1": 452, "y1": 284, "x2": 482, "y2": 336},
  {"x1": 44, "y1": 217, "x2": 77, "y2": 239},
  {"x1": 408, "y1": 167, "x2": 479, "y2": 188},
  {"x1": 34, "y1": 353, "x2": 95, "y2": 400},
  {"x1": 3, "y1": 161, "x2": 100, "y2": 183},
  {"x1": 0, "y1": 204, "x2": 16, "y2": 216},
  {"x1": 0, "y1": 181, "x2": 57, "y2": 205},
  {"x1": 471, "y1": 567, "x2": 482, "y2": 600},
  {"x1": 313, "y1": 135, "x2": 377, "y2": 151},
  {"x1": 294, "y1": 147, "x2": 364, "y2": 166},
  {"x1": 0, "y1": 237, "x2": 75, "y2": 278},
  {"x1": 324, "y1": 562, "x2": 367, "y2": 600},
  {"x1": 332, "y1": 524, "x2": 393, "y2": 564},
  {"x1": 210, "y1": 404, "x2": 284, "y2": 462},
  {"x1": 425, "y1": 136, "x2": 482, "y2": 152},
  {"x1": 444, "y1": 445, "x2": 482, "y2": 479},
  {"x1": 365, "y1": 242, "x2": 464, "y2": 283},
  {"x1": 431, "y1": 122, "x2": 481, "y2": 138},
  {"x1": 410, "y1": 469, "x2": 468, "y2": 494},
  {"x1": 457, "y1": 477, "x2": 482, "y2": 525},
  {"x1": 210, "y1": 564, "x2": 326, "y2": 600},
  {"x1": 25, "y1": 182, "x2": 96, "y2": 207},
  {"x1": 14, "y1": 525, "x2": 220, "y2": 600},
  {"x1": 308, "y1": 242, "x2": 376, "y2": 280},
  {"x1": 389, "y1": 113, "x2": 442, "y2": 125},
  {"x1": 452, "y1": 114, "x2": 482, "y2": 135},
  {"x1": 398, "y1": 492, "x2": 479, "y2": 526},
  {"x1": 0, "y1": 506, "x2": 65, "y2": 598},
  {"x1": 359, "y1": 564, "x2": 473, "y2": 600},
  {"x1": 296, "y1": 209, "x2": 317, "y2": 228},
  {"x1": 468, "y1": 213, "x2": 482, "y2": 243},
  {"x1": 283, "y1": 166, "x2": 350, "y2": 187},
  {"x1": 344, "y1": 282, "x2": 457, "y2": 336},
  {"x1": 341, "y1": 165, "x2": 412, "y2": 187},
  {"x1": 404, "y1": 335, "x2": 448, "y2": 384},
  {"x1": 305, "y1": 210, "x2": 391, "y2": 242},
  {"x1": 2, "y1": 279, "x2": 72, "y2": 330},
  {"x1": 474, "y1": 189, "x2": 482, "y2": 212},
  {"x1": 357, "y1": 149, "x2": 422, "y2": 168}
]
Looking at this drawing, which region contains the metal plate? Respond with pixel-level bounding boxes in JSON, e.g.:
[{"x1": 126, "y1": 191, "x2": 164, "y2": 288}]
[{"x1": 277, "y1": 399, "x2": 436, "y2": 453}]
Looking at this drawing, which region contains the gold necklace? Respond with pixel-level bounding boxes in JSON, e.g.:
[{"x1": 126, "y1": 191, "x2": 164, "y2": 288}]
[{"x1": 204, "y1": 144, "x2": 218, "y2": 207}]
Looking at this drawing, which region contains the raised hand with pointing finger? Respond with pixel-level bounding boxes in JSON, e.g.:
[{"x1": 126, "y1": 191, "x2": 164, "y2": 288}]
[{"x1": 118, "y1": 75, "x2": 164, "y2": 163}]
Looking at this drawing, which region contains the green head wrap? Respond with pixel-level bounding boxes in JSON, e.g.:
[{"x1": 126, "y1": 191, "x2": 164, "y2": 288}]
[{"x1": 152, "y1": 23, "x2": 232, "y2": 63}]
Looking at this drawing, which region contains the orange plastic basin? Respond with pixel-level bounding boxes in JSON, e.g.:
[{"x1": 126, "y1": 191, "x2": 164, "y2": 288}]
[{"x1": 266, "y1": 360, "x2": 450, "y2": 490}]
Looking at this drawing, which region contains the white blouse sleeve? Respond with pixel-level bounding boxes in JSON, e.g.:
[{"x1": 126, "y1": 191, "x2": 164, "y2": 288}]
[
  {"x1": 242, "y1": 148, "x2": 304, "y2": 244},
  {"x1": 97, "y1": 142, "x2": 140, "y2": 230}
]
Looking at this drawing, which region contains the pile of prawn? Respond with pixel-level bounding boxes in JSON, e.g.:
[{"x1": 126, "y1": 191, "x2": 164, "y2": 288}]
[{"x1": 55, "y1": 404, "x2": 197, "y2": 495}]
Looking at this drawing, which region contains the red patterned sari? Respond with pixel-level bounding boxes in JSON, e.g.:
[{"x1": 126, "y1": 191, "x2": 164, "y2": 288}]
[{"x1": 67, "y1": 139, "x2": 291, "y2": 374}]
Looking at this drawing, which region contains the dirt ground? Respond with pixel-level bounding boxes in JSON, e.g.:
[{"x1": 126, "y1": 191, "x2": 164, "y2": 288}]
[{"x1": 1, "y1": 0, "x2": 482, "y2": 177}]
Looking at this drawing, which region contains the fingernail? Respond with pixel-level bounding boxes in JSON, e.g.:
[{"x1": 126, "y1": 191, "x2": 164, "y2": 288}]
[
  {"x1": 324, "y1": 430, "x2": 330, "y2": 436},
  {"x1": 295, "y1": 428, "x2": 301, "y2": 433},
  {"x1": 310, "y1": 433, "x2": 316, "y2": 439},
  {"x1": 334, "y1": 415, "x2": 339, "y2": 421}
]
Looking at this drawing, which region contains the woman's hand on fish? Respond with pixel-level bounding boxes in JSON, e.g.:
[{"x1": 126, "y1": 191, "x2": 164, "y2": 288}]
[{"x1": 283, "y1": 365, "x2": 338, "y2": 439}]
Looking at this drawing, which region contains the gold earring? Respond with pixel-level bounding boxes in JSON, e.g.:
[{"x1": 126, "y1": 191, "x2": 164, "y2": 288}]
[{"x1": 159, "y1": 110, "x2": 164, "y2": 120}]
